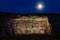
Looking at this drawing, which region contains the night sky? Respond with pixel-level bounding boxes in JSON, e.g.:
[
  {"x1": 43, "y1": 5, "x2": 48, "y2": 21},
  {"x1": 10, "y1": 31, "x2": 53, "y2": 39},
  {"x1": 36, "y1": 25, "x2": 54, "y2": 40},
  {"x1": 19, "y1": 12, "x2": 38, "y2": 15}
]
[
  {"x1": 0, "y1": 0, "x2": 60, "y2": 14},
  {"x1": 0, "y1": 0, "x2": 60, "y2": 38}
]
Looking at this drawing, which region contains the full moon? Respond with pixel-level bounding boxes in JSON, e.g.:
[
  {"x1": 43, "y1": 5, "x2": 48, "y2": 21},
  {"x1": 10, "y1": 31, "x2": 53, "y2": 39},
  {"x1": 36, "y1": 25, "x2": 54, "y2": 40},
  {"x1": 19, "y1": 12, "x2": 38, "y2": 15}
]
[
  {"x1": 36, "y1": 2, "x2": 45, "y2": 10},
  {"x1": 37, "y1": 4, "x2": 43, "y2": 9}
]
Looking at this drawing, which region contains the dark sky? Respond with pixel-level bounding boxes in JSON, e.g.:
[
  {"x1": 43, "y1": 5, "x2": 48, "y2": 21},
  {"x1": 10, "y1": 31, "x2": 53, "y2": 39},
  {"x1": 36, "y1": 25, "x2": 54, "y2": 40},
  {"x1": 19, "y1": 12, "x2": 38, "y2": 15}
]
[{"x1": 0, "y1": 0, "x2": 60, "y2": 14}]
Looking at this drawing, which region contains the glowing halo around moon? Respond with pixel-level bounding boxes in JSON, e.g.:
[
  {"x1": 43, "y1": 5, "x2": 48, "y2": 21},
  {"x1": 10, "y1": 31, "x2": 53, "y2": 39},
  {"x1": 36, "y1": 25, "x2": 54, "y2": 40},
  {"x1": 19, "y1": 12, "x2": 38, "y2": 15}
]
[
  {"x1": 37, "y1": 4, "x2": 43, "y2": 9},
  {"x1": 36, "y1": 2, "x2": 45, "y2": 11}
]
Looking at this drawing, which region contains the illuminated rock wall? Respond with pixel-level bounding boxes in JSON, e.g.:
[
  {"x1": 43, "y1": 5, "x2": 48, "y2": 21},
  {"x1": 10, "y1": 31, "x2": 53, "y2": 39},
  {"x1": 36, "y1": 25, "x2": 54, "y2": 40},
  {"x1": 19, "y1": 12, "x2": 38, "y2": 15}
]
[{"x1": 9, "y1": 16, "x2": 51, "y2": 35}]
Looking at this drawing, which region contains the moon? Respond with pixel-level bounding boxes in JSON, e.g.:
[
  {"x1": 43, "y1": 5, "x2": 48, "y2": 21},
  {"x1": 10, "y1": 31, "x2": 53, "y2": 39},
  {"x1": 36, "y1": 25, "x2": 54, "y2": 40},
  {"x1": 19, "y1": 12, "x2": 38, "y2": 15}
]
[
  {"x1": 37, "y1": 4, "x2": 43, "y2": 9},
  {"x1": 36, "y1": 2, "x2": 45, "y2": 11}
]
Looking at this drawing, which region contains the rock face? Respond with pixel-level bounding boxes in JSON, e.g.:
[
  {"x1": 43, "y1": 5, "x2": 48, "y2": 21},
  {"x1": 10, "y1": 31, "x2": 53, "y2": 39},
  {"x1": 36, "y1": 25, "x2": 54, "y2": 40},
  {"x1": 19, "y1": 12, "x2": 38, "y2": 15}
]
[{"x1": 9, "y1": 16, "x2": 51, "y2": 35}]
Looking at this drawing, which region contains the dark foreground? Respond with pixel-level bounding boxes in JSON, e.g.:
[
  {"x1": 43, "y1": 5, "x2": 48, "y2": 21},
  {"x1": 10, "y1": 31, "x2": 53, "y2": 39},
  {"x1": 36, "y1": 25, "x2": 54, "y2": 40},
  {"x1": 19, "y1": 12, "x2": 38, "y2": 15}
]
[
  {"x1": 0, "y1": 13, "x2": 60, "y2": 40},
  {"x1": 1, "y1": 34, "x2": 60, "y2": 40}
]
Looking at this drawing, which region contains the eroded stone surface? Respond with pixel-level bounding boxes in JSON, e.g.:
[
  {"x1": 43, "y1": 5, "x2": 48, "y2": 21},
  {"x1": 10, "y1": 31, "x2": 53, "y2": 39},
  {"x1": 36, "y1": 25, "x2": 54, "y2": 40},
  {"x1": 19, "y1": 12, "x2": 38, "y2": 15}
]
[{"x1": 9, "y1": 16, "x2": 51, "y2": 35}]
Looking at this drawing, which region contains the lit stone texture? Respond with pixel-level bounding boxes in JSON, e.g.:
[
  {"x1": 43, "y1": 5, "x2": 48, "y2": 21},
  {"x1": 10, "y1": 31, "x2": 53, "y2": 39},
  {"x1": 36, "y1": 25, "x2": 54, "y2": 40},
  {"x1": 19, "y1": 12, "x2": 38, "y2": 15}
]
[{"x1": 10, "y1": 16, "x2": 51, "y2": 35}]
